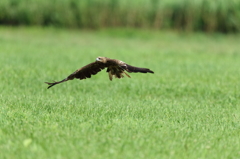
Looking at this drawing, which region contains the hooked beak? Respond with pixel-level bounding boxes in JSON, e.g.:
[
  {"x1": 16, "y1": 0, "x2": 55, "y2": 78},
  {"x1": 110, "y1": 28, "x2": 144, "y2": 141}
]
[{"x1": 96, "y1": 58, "x2": 100, "y2": 61}]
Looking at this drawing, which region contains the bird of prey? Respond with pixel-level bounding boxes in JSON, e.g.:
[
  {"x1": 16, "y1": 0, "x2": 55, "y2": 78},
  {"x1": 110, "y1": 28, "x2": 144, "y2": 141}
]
[{"x1": 45, "y1": 56, "x2": 154, "y2": 89}]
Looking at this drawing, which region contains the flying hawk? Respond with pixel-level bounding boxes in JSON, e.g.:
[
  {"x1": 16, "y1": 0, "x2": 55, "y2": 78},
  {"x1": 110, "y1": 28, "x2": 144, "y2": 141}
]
[{"x1": 45, "y1": 56, "x2": 154, "y2": 89}]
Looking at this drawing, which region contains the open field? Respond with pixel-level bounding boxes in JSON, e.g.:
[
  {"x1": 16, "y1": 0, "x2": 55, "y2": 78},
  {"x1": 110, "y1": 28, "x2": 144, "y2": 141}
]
[{"x1": 1, "y1": 27, "x2": 240, "y2": 158}]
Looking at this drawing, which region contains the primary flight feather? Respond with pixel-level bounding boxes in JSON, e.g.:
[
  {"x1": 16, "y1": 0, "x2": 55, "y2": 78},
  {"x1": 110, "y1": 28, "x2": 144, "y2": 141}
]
[{"x1": 45, "y1": 57, "x2": 154, "y2": 89}]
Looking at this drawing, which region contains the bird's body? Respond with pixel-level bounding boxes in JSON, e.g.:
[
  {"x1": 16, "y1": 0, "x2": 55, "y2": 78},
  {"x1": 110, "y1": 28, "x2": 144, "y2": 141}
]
[{"x1": 45, "y1": 57, "x2": 154, "y2": 89}]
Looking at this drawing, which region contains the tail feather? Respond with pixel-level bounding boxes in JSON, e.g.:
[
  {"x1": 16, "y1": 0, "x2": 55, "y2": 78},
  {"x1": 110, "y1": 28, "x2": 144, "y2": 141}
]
[
  {"x1": 45, "y1": 78, "x2": 68, "y2": 89},
  {"x1": 126, "y1": 64, "x2": 154, "y2": 73}
]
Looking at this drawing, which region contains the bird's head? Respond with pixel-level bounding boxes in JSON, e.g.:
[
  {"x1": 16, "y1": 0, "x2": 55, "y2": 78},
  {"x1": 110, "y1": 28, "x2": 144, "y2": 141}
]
[{"x1": 96, "y1": 57, "x2": 107, "y2": 63}]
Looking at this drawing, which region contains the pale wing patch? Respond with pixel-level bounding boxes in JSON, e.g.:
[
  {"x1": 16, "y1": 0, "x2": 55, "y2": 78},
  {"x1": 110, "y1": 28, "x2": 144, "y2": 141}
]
[{"x1": 119, "y1": 60, "x2": 125, "y2": 64}]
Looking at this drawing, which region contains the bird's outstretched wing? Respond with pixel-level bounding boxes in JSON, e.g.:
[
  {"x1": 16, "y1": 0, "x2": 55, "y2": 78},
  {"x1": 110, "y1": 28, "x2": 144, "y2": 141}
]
[
  {"x1": 45, "y1": 61, "x2": 107, "y2": 89},
  {"x1": 122, "y1": 64, "x2": 154, "y2": 73}
]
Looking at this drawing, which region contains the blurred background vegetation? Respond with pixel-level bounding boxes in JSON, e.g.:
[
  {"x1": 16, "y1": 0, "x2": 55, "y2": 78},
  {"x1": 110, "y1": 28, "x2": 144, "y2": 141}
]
[{"x1": 0, "y1": 0, "x2": 239, "y2": 33}]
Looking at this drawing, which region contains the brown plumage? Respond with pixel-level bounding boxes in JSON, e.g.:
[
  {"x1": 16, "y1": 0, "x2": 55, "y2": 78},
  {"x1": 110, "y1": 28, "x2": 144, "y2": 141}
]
[{"x1": 45, "y1": 57, "x2": 154, "y2": 89}]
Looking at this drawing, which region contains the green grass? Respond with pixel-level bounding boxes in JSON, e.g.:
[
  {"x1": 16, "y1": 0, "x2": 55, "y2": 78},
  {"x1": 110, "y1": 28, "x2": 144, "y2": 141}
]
[{"x1": 1, "y1": 27, "x2": 240, "y2": 159}]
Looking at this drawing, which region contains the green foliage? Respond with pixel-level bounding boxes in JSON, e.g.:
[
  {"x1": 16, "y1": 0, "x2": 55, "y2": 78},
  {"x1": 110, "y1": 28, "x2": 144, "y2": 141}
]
[
  {"x1": 0, "y1": 0, "x2": 240, "y2": 32},
  {"x1": 1, "y1": 27, "x2": 240, "y2": 158}
]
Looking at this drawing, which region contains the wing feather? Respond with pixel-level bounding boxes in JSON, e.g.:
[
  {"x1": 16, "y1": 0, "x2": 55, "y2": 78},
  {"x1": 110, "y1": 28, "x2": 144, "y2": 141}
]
[
  {"x1": 45, "y1": 61, "x2": 107, "y2": 88},
  {"x1": 70, "y1": 62, "x2": 106, "y2": 79},
  {"x1": 123, "y1": 64, "x2": 154, "y2": 73}
]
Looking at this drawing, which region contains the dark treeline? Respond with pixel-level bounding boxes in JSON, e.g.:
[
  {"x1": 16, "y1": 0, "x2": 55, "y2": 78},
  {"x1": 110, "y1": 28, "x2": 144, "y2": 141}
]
[{"x1": 0, "y1": 0, "x2": 239, "y2": 33}]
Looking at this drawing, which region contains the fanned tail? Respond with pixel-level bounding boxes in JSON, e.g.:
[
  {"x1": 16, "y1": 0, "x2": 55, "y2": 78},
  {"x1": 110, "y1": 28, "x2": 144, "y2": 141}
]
[
  {"x1": 45, "y1": 78, "x2": 68, "y2": 89},
  {"x1": 126, "y1": 64, "x2": 154, "y2": 73}
]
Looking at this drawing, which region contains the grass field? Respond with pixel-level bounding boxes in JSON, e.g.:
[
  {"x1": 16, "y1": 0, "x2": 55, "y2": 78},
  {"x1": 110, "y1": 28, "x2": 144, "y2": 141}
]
[{"x1": 1, "y1": 27, "x2": 240, "y2": 159}]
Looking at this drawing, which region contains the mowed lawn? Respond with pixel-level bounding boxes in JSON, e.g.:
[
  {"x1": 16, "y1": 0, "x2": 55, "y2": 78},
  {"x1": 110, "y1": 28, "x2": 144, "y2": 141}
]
[{"x1": 1, "y1": 27, "x2": 240, "y2": 159}]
